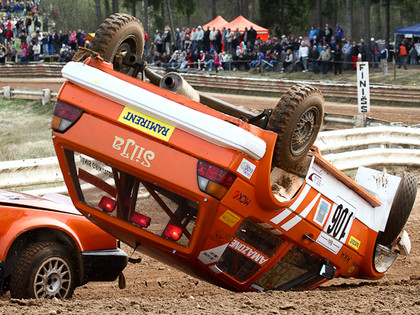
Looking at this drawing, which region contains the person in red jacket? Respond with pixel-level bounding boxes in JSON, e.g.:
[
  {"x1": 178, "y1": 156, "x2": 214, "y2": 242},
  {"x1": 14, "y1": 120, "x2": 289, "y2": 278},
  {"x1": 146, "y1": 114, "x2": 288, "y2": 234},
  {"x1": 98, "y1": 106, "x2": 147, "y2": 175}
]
[{"x1": 397, "y1": 41, "x2": 408, "y2": 70}]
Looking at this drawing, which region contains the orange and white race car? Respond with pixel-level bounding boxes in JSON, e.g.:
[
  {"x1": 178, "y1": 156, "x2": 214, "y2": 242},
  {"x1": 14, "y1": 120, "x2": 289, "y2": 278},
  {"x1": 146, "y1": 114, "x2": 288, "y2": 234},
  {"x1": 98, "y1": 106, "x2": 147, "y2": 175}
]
[{"x1": 51, "y1": 14, "x2": 417, "y2": 292}]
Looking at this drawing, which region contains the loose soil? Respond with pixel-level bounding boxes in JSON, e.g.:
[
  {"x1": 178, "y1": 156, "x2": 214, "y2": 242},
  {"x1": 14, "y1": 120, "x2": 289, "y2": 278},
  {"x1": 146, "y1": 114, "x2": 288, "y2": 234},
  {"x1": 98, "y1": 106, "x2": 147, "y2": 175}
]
[
  {"x1": 1, "y1": 191, "x2": 419, "y2": 314},
  {"x1": 0, "y1": 79, "x2": 419, "y2": 314}
]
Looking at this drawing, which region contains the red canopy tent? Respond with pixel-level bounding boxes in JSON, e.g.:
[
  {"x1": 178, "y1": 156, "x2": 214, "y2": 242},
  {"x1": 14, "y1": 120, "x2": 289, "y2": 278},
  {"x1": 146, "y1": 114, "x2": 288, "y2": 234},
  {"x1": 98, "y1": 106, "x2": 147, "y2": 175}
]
[
  {"x1": 223, "y1": 15, "x2": 269, "y2": 41},
  {"x1": 202, "y1": 15, "x2": 228, "y2": 30}
]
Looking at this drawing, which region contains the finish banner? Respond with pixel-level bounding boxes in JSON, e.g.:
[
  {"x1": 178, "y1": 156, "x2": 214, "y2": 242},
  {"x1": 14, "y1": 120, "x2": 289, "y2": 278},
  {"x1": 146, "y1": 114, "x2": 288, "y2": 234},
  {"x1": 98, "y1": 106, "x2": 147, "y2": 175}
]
[{"x1": 357, "y1": 62, "x2": 370, "y2": 113}]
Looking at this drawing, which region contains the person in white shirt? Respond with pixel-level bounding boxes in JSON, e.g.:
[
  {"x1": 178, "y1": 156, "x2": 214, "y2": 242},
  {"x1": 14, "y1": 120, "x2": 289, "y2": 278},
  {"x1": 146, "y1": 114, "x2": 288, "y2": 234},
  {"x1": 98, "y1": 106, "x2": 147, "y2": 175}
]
[{"x1": 299, "y1": 42, "x2": 309, "y2": 72}]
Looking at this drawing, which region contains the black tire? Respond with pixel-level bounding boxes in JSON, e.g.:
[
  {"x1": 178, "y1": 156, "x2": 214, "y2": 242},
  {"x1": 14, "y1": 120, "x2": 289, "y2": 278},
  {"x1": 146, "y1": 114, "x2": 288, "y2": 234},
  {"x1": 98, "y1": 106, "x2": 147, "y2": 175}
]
[
  {"x1": 10, "y1": 242, "x2": 76, "y2": 299},
  {"x1": 90, "y1": 13, "x2": 145, "y2": 75},
  {"x1": 267, "y1": 84, "x2": 324, "y2": 172},
  {"x1": 377, "y1": 172, "x2": 418, "y2": 246}
]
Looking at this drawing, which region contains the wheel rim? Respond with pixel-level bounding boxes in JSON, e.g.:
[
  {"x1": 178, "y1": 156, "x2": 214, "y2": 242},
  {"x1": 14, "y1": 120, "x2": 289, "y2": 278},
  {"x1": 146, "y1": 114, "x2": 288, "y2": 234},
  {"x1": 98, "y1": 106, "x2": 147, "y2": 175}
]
[
  {"x1": 112, "y1": 37, "x2": 141, "y2": 74},
  {"x1": 34, "y1": 257, "x2": 71, "y2": 298},
  {"x1": 291, "y1": 107, "x2": 318, "y2": 155}
]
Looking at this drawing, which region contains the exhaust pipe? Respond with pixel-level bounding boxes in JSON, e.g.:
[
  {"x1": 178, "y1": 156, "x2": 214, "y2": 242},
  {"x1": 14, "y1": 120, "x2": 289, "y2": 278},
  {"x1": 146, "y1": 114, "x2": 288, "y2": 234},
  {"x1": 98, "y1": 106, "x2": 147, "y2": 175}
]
[
  {"x1": 155, "y1": 71, "x2": 257, "y2": 121},
  {"x1": 159, "y1": 72, "x2": 200, "y2": 103}
]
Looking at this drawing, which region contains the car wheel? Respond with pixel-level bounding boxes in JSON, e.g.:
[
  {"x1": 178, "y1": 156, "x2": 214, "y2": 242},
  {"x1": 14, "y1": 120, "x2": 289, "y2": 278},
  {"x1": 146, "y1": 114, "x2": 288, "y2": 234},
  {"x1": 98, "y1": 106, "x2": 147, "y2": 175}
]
[
  {"x1": 377, "y1": 172, "x2": 418, "y2": 246},
  {"x1": 267, "y1": 84, "x2": 324, "y2": 173},
  {"x1": 90, "y1": 13, "x2": 145, "y2": 75},
  {"x1": 10, "y1": 242, "x2": 76, "y2": 299}
]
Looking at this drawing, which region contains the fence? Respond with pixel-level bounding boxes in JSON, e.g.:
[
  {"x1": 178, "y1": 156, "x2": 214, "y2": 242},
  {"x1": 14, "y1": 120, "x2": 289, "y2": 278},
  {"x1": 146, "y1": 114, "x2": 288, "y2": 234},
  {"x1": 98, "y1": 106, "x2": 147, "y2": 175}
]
[
  {"x1": 1, "y1": 63, "x2": 420, "y2": 104},
  {"x1": 1, "y1": 126, "x2": 419, "y2": 196},
  {"x1": 0, "y1": 86, "x2": 58, "y2": 105}
]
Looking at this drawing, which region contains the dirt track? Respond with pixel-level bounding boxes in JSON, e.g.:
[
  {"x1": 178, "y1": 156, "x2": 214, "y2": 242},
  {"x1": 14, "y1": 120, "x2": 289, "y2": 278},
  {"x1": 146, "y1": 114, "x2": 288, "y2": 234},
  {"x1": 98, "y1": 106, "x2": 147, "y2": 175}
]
[
  {"x1": 1, "y1": 191, "x2": 419, "y2": 314},
  {"x1": 1, "y1": 78, "x2": 420, "y2": 126},
  {"x1": 0, "y1": 79, "x2": 419, "y2": 314}
]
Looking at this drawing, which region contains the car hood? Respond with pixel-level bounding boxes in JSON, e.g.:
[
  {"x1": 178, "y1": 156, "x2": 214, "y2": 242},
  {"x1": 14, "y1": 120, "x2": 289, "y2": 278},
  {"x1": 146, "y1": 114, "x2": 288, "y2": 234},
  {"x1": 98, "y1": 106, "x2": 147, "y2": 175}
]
[{"x1": 0, "y1": 190, "x2": 81, "y2": 215}]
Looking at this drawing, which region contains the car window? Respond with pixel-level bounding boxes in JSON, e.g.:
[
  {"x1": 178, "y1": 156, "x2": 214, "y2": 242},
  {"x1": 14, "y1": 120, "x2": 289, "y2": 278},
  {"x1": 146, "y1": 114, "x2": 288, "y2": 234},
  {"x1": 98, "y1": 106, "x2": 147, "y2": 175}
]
[
  {"x1": 64, "y1": 150, "x2": 199, "y2": 247},
  {"x1": 217, "y1": 219, "x2": 283, "y2": 282},
  {"x1": 254, "y1": 246, "x2": 324, "y2": 291}
]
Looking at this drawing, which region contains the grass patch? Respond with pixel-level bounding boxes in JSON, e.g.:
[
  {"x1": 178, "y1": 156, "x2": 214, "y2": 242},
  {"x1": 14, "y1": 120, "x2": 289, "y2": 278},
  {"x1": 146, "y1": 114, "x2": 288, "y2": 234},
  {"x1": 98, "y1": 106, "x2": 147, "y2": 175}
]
[{"x1": 0, "y1": 99, "x2": 55, "y2": 161}]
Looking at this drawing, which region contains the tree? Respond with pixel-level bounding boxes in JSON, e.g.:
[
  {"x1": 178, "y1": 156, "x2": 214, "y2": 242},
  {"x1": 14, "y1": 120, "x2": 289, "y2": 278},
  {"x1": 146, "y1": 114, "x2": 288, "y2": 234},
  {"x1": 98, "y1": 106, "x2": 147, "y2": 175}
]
[
  {"x1": 95, "y1": 0, "x2": 103, "y2": 27},
  {"x1": 104, "y1": 0, "x2": 111, "y2": 18},
  {"x1": 113, "y1": 0, "x2": 119, "y2": 13},
  {"x1": 345, "y1": 0, "x2": 353, "y2": 40},
  {"x1": 174, "y1": 0, "x2": 197, "y2": 27},
  {"x1": 259, "y1": 0, "x2": 310, "y2": 36},
  {"x1": 211, "y1": 0, "x2": 217, "y2": 19}
]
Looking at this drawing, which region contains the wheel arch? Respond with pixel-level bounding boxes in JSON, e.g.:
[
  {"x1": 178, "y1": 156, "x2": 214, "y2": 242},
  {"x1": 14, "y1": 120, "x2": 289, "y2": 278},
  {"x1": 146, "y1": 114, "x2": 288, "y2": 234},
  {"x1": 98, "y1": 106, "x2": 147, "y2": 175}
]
[{"x1": 3, "y1": 228, "x2": 84, "y2": 290}]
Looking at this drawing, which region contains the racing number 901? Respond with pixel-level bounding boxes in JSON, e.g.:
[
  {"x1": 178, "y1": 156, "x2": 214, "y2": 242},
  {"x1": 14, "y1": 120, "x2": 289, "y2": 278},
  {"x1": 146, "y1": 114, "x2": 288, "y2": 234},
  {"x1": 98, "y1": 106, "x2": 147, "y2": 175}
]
[{"x1": 326, "y1": 204, "x2": 354, "y2": 241}]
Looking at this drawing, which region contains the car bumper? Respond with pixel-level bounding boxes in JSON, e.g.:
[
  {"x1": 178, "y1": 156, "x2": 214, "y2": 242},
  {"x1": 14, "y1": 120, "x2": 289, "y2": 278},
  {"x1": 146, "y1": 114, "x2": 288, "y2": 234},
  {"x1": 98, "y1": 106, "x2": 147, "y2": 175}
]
[{"x1": 82, "y1": 248, "x2": 128, "y2": 282}]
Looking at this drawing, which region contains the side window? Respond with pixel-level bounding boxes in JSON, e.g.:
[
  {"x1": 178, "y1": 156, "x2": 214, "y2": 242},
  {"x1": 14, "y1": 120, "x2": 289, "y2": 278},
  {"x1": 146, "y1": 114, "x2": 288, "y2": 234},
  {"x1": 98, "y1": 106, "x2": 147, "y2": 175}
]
[
  {"x1": 65, "y1": 150, "x2": 199, "y2": 247},
  {"x1": 254, "y1": 246, "x2": 323, "y2": 291},
  {"x1": 217, "y1": 220, "x2": 282, "y2": 282}
]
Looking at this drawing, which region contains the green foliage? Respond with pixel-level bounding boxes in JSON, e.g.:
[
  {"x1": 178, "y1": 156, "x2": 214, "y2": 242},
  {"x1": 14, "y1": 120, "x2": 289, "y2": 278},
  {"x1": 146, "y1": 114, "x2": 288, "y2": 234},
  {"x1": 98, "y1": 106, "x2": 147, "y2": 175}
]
[
  {"x1": 40, "y1": 0, "x2": 98, "y2": 31},
  {"x1": 173, "y1": 0, "x2": 197, "y2": 18},
  {"x1": 259, "y1": 0, "x2": 311, "y2": 36},
  {"x1": 34, "y1": 0, "x2": 420, "y2": 40}
]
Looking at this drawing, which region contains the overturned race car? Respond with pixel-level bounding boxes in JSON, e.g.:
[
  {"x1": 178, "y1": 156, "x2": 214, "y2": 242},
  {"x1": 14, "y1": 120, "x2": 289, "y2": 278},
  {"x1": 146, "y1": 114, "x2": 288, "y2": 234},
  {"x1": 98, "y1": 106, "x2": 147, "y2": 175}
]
[{"x1": 51, "y1": 13, "x2": 417, "y2": 292}]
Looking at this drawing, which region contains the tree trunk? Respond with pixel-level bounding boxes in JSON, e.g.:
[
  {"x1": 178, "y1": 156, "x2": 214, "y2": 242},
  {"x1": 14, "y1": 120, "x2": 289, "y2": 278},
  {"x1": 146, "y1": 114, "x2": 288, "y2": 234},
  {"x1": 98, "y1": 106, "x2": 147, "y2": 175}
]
[
  {"x1": 316, "y1": 0, "x2": 322, "y2": 27},
  {"x1": 242, "y1": 0, "x2": 249, "y2": 17},
  {"x1": 211, "y1": 0, "x2": 217, "y2": 19},
  {"x1": 385, "y1": 0, "x2": 390, "y2": 48},
  {"x1": 279, "y1": 0, "x2": 285, "y2": 35},
  {"x1": 112, "y1": 0, "x2": 119, "y2": 13},
  {"x1": 236, "y1": 0, "x2": 240, "y2": 17},
  {"x1": 95, "y1": 0, "x2": 103, "y2": 27},
  {"x1": 132, "y1": 0, "x2": 136, "y2": 17},
  {"x1": 166, "y1": 0, "x2": 175, "y2": 36},
  {"x1": 375, "y1": 1, "x2": 381, "y2": 39},
  {"x1": 345, "y1": 0, "x2": 353, "y2": 40},
  {"x1": 332, "y1": 0, "x2": 338, "y2": 27},
  {"x1": 364, "y1": 0, "x2": 371, "y2": 61},
  {"x1": 144, "y1": 0, "x2": 149, "y2": 33},
  {"x1": 104, "y1": 0, "x2": 111, "y2": 18}
]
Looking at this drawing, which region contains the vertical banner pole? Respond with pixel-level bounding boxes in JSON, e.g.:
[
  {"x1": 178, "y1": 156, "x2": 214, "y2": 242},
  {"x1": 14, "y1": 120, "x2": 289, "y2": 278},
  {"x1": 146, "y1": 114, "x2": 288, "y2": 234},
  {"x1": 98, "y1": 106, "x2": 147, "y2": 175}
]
[{"x1": 356, "y1": 61, "x2": 370, "y2": 127}]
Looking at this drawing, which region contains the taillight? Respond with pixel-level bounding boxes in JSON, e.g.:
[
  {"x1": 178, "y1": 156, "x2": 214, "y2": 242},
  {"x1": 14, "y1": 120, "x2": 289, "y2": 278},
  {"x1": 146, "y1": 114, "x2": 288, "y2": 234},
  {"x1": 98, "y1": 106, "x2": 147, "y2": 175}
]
[
  {"x1": 98, "y1": 196, "x2": 116, "y2": 212},
  {"x1": 130, "y1": 213, "x2": 151, "y2": 228},
  {"x1": 164, "y1": 225, "x2": 182, "y2": 241},
  {"x1": 197, "y1": 160, "x2": 236, "y2": 200},
  {"x1": 51, "y1": 100, "x2": 83, "y2": 132}
]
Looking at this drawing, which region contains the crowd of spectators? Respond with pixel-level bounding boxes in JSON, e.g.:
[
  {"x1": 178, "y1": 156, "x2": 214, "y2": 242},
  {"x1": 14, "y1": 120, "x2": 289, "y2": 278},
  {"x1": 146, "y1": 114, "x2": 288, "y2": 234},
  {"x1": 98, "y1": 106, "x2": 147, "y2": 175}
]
[
  {"x1": 0, "y1": 0, "x2": 84, "y2": 64},
  {"x1": 1, "y1": 1, "x2": 419, "y2": 73},
  {"x1": 146, "y1": 23, "x2": 419, "y2": 75}
]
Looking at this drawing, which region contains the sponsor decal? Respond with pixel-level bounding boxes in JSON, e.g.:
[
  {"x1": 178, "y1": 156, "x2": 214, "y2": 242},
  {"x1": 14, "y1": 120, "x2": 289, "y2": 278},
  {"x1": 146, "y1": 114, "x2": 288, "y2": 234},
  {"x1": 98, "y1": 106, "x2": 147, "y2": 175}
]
[
  {"x1": 347, "y1": 266, "x2": 355, "y2": 274},
  {"x1": 232, "y1": 191, "x2": 252, "y2": 206},
  {"x1": 316, "y1": 230, "x2": 343, "y2": 254},
  {"x1": 236, "y1": 158, "x2": 256, "y2": 179},
  {"x1": 228, "y1": 238, "x2": 269, "y2": 265},
  {"x1": 198, "y1": 244, "x2": 229, "y2": 265},
  {"x1": 308, "y1": 172, "x2": 322, "y2": 187},
  {"x1": 118, "y1": 107, "x2": 175, "y2": 141},
  {"x1": 313, "y1": 198, "x2": 331, "y2": 226},
  {"x1": 340, "y1": 252, "x2": 352, "y2": 264},
  {"x1": 219, "y1": 210, "x2": 241, "y2": 227},
  {"x1": 348, "y1": 236, "x2": 361, "y2": 251},
  {"x1": 112, "y1": 136, "x2": 155, "y2": 167}
]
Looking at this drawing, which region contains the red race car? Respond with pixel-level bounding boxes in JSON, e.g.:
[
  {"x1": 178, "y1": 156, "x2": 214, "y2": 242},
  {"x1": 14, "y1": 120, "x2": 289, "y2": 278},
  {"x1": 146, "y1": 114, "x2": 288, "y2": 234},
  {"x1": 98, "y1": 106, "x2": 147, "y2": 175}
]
[{"x1": 0, "y1": 190, "x2": 128, "y2": 299}]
